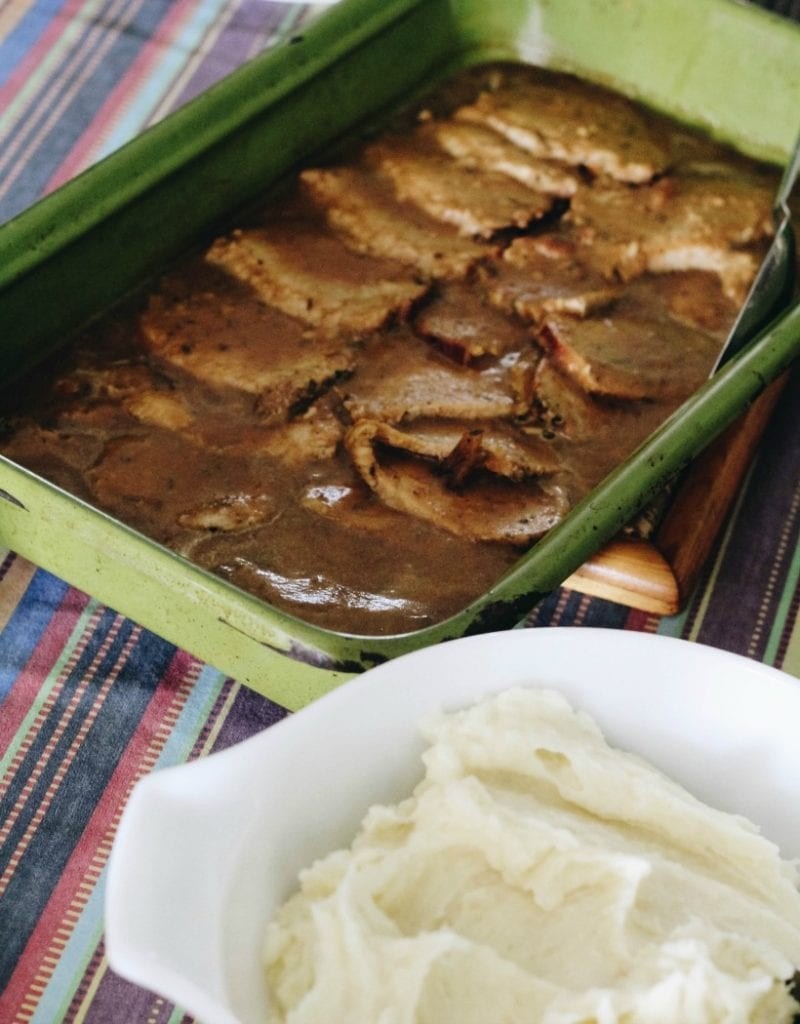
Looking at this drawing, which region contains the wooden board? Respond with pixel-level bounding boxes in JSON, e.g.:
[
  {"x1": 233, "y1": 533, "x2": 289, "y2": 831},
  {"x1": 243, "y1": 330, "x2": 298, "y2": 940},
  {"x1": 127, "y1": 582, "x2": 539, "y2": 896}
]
[{"x1": 563, "y1": 375, "x2": 788, "y2": 615}]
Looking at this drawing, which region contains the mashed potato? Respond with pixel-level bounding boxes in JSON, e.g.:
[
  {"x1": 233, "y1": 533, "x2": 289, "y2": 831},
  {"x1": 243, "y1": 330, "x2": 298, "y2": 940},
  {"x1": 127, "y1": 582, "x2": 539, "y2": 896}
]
[{"x1": 264, "y1": 688, "x2": 800, "y2": 1023}]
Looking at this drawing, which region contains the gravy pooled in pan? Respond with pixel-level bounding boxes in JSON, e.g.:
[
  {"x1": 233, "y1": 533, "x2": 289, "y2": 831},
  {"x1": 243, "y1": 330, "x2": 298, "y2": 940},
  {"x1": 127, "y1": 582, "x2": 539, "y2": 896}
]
[{"x1": 0, "y1": 66, "x2": 777, "y2": 635}]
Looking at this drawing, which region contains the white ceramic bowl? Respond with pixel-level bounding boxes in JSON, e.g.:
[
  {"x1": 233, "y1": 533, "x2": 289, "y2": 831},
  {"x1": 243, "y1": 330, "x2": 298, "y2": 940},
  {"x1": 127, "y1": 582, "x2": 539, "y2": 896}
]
[{"x1": 105, "y1": 628, "x2": 800, "y2": 1024}]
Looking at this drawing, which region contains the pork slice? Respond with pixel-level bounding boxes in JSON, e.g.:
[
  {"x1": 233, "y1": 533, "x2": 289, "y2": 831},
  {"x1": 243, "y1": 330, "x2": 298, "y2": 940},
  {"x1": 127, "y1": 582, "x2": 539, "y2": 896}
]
[
  {"x1": 140, "y1": 289, "x2": 357, "y2": 424},
  {"x1": 225, "y1": 404, "x2": 344, "y2": 465},
  {"x1": 122, "y1": 332, "x2": 343, "y2": 464},
  {"x1": 301, "y1": 165, "x2": 490, "y2": 279},
  {"x1": 569, "y1": 174, "x2": 773, "y2": 301},
  {"x1": 532, "y1": 359, "x2": 618, "y2": 441},
  {"x1": 414, "y1": 282, "x2": 533, "y2": 361},
  {"x1": 126, "y1": 390, "x2": 194, "y2": 431},
  {"x1": 366, "y1": 135, "x2": 556, "y2": 238},
  {"x1": 624, "y1": 271, "x2": 738, "y2": 340},
  {"x1": 345, "y1": 418, "x2": 568, "y2": 545},
  {"x1": 531, "y1": 358, "x2": 677, "y2": 497},
  {"x1": 363, "y1": 419, "x2": 559, "y2": 480},
  {"x1": 455, "y1": 75, "x2": 669, "y2": 183},
  {"x1": 432, "y1": 119, "x2": 580, "y2": 196},
  {"x1": 177, "y1": 494, "x2": 275, "y2": 532},
  {"x1": 538, "y1": 313, "x2": 719, "y2": 401},
  {"x1": 28, "y1": 361, "x2": 172, "y2": 438},
  {"x1": 206, "y1": 223, "x2": 428, "y2": 335},
  {"x1": 482, "y1": 235, "x2": 622, "y2": 325},
  {"x1": 341, "y1": 327, "x2": 534, "y2": 422},
  {"x1": 86, "y1": 433, "x2": 274, "y2": 540}
]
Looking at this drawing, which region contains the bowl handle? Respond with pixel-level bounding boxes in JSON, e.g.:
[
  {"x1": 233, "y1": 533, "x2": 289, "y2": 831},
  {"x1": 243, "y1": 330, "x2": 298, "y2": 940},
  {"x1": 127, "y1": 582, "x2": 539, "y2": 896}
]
[{"x1": 105, "y1": 760, "x2": 246, "y2": 1024}]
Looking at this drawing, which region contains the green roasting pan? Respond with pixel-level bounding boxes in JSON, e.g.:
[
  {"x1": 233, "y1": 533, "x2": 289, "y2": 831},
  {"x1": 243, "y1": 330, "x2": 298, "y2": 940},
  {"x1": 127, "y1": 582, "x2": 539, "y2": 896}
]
[{"x1": 1, "y1": 0, "x2": 800, "y2": 708}]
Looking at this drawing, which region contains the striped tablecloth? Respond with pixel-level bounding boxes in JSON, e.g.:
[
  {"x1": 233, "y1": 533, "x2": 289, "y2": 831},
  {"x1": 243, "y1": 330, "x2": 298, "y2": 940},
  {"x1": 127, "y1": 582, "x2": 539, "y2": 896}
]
[{"x1": 1, "y1": 2, "x2": 799, "y2": 1021}]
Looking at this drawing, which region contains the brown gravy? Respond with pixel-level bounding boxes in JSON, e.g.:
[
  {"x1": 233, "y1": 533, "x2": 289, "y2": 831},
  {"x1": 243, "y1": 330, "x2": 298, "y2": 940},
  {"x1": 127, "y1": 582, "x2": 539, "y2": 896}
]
[{"x1": 0, "y1": 65, "x2": 776, "y2": 635}]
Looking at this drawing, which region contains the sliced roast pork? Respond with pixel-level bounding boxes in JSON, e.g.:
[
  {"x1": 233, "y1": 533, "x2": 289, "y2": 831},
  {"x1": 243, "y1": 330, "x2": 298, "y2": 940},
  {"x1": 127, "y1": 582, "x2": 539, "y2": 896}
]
[
  {"x1": 538, "y1": 313, "x2": 720, "y2": 401},
  {"x1": 431, "y1": 119, "x2": 580, "y2": 196},
  {"x1": 455, "y1": 73, "x2": 669, "y2": 183},
  {"x1": 569, "y1": 174, "x2": 773, "y2": 301},
  {"x1": 86, "y1": 433, "x2": 276, "y2": 540},
  {"x1": 625, "y1": 270, "x2": 739, "y2": 340},
  {"x1": 414, "y1": 282, "x2": 534, "y2": 361},
  {"x1": 341, "y1": 326, "x2": 535, "y2": 422},
  {"x1": 140, "y1": 287, "x2": 357, "y2": 423},
  {"x1": 177, "y1": 494, "x2": 276, "y2": 532},
  {"x1": 533, "y1": 358, "x2": 616, "y2": 441},
  {"x1": 301, "y1": 164, "x2": 491, "y2": 279},
  {"x1": 366, "y1": 135, "x2": 557, "y2": 237},
  {"x1": 482, "y1": 234, "x2": 622, "y2": 324},
  {"x1": 206, "y1": 223, "x2": 428, "y2": 335},
  {"x1": 345, "y1": 418, "x2": 568, "y2": 544}
]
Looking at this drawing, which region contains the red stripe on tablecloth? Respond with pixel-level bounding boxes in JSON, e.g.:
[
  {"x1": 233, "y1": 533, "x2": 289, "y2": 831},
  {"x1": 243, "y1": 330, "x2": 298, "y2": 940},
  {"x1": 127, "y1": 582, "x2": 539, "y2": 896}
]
[
  {"x1": 46, "y1": 0, "x2": 197, "y2": 190},
  {"x1": 0, "y1": 649, "x2": 200, "y2": 1021},
  {"x1": 0, "y1": 589, "x2": 91, "y2": 761},
  {"x1": 0, "y1": 618, "x2": 134, "y2": 897},
  {"x1": 0, "y1": 604, "x2": 107, "y2": 818},
  {"x1": 0, "y1": 0, "x2": 84, "y2": 112},
  {"x1": 775, "y1": 579, "x2": 800, "y2": 670},
  {"x1": 624, "y1": 608, "x2": 659, "y2": 632}
]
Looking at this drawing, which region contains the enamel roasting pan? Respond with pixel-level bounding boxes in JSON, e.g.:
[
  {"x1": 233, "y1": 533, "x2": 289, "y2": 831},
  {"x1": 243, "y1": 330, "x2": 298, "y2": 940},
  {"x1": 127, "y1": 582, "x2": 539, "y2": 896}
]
[{"x1": 2, "y1": 0, "x2": 800, "y2": 708}]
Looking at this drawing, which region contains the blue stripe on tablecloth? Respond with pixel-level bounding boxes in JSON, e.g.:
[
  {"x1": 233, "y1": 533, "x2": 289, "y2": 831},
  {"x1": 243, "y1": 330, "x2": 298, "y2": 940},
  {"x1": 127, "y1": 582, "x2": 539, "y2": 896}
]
[
  {"x1": 29, "y1": 662, "x2": 232, "y2": 1024},
  {"x1": 0, "y1": 0, "x2": 68, "y2": 89},
  {"x1": 0, "y1": 1, "x2": 313, "y2": 224},
  {"x1": 168, "y1": 0, "x2": 299, "y2": 108},
  {"x1": 0, "y1": 570, "x2": 70, "y2": 702},
  {"x1": 86, "y1": 0, "x2": 237, "y2": 165},
  {"x1": 0, "y1": 0, "x2": 170, "y2": 222},
  {"x1": 0, "y1": 608, "x2": 137, "y2": 868},
  {"x1": 0, "y1": 626, "x2": 178, "y2": 990},
  {"x1": 527, "y1": 587, "x2": 631, "y2": 630}
]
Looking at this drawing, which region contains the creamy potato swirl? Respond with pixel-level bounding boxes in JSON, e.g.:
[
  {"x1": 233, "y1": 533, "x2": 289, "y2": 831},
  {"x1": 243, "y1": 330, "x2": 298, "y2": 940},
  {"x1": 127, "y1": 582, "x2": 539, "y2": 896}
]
[{"x1": 265, "y1": 688, "x2": 800, "y2": 1024}]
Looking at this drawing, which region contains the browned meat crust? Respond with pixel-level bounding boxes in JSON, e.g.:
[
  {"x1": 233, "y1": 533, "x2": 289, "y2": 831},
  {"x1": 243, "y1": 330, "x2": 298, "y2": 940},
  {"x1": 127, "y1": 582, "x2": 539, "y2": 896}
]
[
  {"x1": 359, "y1": 419, "x2": 560, "y2": 481},
  {"x1": 538, "y1": 313, "x2": 719, "y2": 401},
  {"x1": 345, "y1": 418, "x2": 568, "y2": 544},
  {"x1": 455, "y1": 74, "x2": 670, "y2": 183},
  {"x1": 430, "y1": 119, "x2": 580, "y2": 196},
  {"x1": 365, "y1": 135, "x2": 556, "y2": 237},
  {"x1": 340, "y1": 327, "x2": 534, "y2": 422},
  {"x1": 414, "y1": 282, "x2": 534, "y2": 361},
  {"x1": 140, "y1": 288, "x2": 358, "y2": 424},
  {"x1": 569, "y1": 175, "x2": 773, "y2": 301},
  {"x1": 301, "y1": 164, "x2": 491, "y2": 279},
  {"x1": 206, "y1": 223, "x2": 429, "y2": 335},
  {"x1": 482, "y1": 235, "x2": 622, "y2": 324}
]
